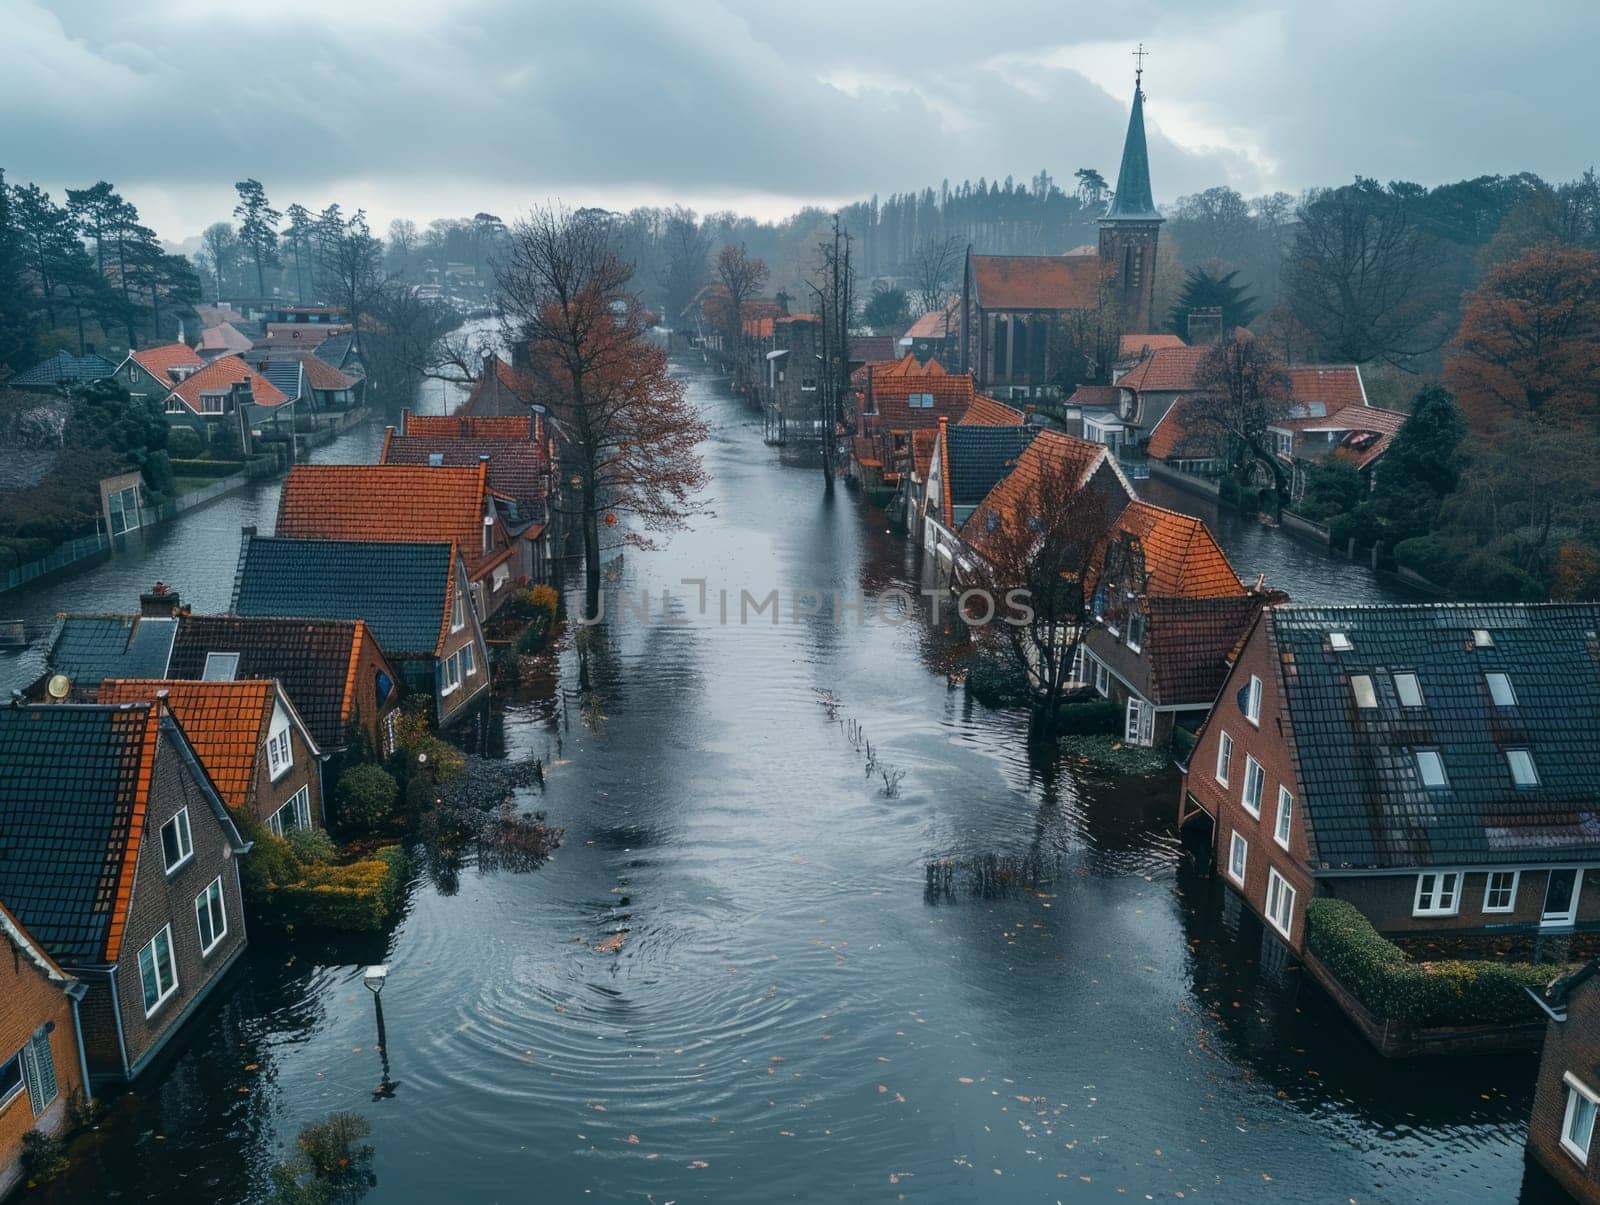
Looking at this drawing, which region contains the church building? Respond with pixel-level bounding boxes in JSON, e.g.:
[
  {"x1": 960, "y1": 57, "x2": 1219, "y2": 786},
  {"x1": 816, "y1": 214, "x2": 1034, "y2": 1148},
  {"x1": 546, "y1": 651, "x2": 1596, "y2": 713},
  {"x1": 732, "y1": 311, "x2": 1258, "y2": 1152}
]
[{"x1": 960, "y1": 70, "x2": 1162, "y2": 402}]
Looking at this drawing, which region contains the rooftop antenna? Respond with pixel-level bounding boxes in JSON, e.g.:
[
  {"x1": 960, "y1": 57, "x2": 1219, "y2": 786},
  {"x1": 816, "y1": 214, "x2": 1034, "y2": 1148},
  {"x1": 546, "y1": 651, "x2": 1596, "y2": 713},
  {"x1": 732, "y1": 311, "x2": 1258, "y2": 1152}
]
[{"x1": 1133, "y1": 42, "x2": 1148, "y2": 91}]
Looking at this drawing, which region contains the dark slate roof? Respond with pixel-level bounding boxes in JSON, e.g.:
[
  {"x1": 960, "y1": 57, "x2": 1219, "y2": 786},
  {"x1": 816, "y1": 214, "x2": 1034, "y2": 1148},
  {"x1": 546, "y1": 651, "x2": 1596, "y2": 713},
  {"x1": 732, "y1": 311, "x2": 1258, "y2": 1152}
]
[
  {"x1": 1104, "y1": 80, "x2": 1161, "y2": 223},
  {"x1": 231, "y1": 535, "x2": 452, "y2": 658},
  {"x1": 1145, "y1": 595, "x2": 1265, "y2": 706},
  {"x1": 257, "y1": 359, "x2": 304, "y2": 402},
  {"x1": 5, "y1": 352, "x2": 119, "y2": 388},
  {"x1": 48, "y1": 615, "x2": 178, "y2": 691},
  {"x1": 0, "y1": 703, "x2": 152, "y2": 964},
  {"x1": 167, "y1": 614, "x2": 393, "y2": 750},
  {"x1": 312, "y1": 332, "x2": 355, "y2": 370},
  {"x1": 948, "y1": 425, "x2": 1038, "y2": 508},
  {"x1": 1265, "y1": 603, "x2": 1600, "y2": 871}
]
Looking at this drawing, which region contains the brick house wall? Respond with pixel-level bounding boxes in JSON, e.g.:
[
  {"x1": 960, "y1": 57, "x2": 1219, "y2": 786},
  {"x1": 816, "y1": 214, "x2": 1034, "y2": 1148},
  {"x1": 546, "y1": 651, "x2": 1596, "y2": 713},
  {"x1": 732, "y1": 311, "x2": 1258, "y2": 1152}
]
[
  {"x1": 348, "y1": 636, "x2": 404, "y2": 757},
  {"x1": 92, "y1": 735, "x2": 246, "y2": 1079},
  {"x1": 1323, "y1": 868, "x2": 1600, "y2": 937},
  {"x1": 1185, "y1": 618, "x2": 1317, "y2": 951},
  {"x1": 435, "y1": 560, "x2": 490, "y2": 729},
  {"x1": 1529, "y1": 975, "x2": 1600, "y2": 1203},
  {"x1": 0, "y1": 942, "x2": 84, "y2": 1198},
  {"x1": 249, "y1": 699, "x2": 325, "y2": 832}
]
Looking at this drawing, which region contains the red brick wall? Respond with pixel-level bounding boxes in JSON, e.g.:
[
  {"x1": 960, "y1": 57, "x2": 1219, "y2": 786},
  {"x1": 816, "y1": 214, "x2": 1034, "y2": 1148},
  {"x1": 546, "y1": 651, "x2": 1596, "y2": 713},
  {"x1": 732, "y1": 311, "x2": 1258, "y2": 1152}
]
[
  {"x1": 250, "y1": 701, "x2": 324, "y2": 831},
  {"x1": 436, "y1": 563, "x2": 490, "y2": 728},
  {"x1": 1183, "y1": 617, "x2": 1316, "y2": 950},
  {"x1": 1323, "y1": 868, "x2": 1600, "y2": 936},
  {"x1": 109, "y1": 735, "x2": 247, "y2": 1076},
  {"x1": 349, "y1": 637, "x2": 404, "y2": 756},
  {"x1": 1529, "y1": 976, "x2": 1600, "y2": 1202},
  {"x1": 0, "y1": 939, "x2": 84, "y2": 1196}
]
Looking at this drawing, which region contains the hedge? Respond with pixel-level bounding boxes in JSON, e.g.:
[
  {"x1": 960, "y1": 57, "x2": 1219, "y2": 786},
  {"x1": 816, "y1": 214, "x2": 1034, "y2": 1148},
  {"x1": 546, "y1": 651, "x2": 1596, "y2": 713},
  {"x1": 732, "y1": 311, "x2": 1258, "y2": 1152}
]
[
  {"x1": 168, "y1": 458, "x2": 246, "y2": 479},
  {"x1": 966, "y1": 653, "x2": 1033, "y2": 709},
  {"x1": 268, "y1": 846, "x2": 411, "y2": 932},
  {"x1": 1305, "y1": 898, "x2": 1565, "y2": 1027},
  {"x1": 1053, "y1": 698, "x2": 1122, "y2": 735}
]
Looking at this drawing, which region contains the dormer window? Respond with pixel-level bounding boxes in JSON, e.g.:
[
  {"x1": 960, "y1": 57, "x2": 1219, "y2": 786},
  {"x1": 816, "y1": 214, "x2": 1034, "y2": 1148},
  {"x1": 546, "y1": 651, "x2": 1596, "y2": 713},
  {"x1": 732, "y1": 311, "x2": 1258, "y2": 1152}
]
[
  {"x1": 1472, "y1": 629, "x2": 1493, "y2": 647},
  {"x1": 1416, "y1": 750, "x2": 1448, "y2": 788},
  {"x1": 1329, "y1": 632, "x2": 1352, "y2": 652},
  {"x1": 1394, "y1": 672, "x2": 1424, "y2": 708},
  {"x1": 1506, "y1": 749, "x2": 1539, "y2": 787},
  {"x1": 1486, "y1": 672, "x2": 1516, "y2": 706}
]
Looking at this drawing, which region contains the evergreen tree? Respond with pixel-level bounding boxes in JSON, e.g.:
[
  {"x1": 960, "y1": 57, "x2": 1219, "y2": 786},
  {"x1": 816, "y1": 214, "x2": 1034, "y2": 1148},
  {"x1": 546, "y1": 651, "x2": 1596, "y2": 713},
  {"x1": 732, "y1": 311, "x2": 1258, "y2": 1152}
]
[
  {"x1": 233, "y1": 178, "x2": 281, "y2": 295},
  {"x1": 1371, "y1": 383, "x2": 1466, "y2": 542},
  {"x1": 0, "y1": 169, "x2": 42, "y2": 368},
  {"x1": 1166, "y1": 266, "x2": 1260, "y2": 337}
]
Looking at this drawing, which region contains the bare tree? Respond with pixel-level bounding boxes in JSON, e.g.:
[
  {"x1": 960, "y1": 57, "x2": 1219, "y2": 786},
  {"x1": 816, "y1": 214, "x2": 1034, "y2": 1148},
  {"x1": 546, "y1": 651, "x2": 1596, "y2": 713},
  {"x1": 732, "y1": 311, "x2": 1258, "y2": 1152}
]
[
  {"x1": 807, "y1": 215, "x2": 854, "y2": 489},
  {"x1": 498, "y1": 206, "x2": 710, "y2": 613},
  {"x1": 659, "y1": 207, "x2": 711, "y2": 322},
  {"x1": 198, "y1": 221, "x2": 238, "y2": 302},
  {"x1": 1192, "y1": 332, "x2": 1293, "y2": 497},
  {"x1": 1285, "y1": 178, "x2": 1447, "y2": 365},
  {"x1": 908, "y1": 235, "x2": 961, "y2": 317},
  {"x1": 714, "y1": 242, "x2": 768, "y2": 387}
]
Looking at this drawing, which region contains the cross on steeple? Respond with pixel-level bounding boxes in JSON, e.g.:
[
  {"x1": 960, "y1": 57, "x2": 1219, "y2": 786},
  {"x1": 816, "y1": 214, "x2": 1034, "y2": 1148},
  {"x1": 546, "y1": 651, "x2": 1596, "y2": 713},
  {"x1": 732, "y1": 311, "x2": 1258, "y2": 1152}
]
[{"x1": 1132, "y1": 42, "x2": 1148, "y2": 88}]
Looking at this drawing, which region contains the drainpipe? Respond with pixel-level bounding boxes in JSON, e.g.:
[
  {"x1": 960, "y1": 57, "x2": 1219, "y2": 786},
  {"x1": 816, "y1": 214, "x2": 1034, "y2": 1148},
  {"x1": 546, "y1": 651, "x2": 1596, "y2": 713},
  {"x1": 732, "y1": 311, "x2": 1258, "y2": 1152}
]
[
  {"x1": 107, "y1": 968, "x2": 131, "y2": 1080},
  {"x1": 65, "y1": 982, "x2": 93, "y2": 1104}
]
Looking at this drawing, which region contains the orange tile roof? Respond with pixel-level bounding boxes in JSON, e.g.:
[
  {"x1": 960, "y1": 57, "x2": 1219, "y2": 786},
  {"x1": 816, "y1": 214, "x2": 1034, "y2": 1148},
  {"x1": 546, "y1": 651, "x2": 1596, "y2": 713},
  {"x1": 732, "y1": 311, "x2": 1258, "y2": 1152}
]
[
  {"x1": 1301, "y1": 403, "x2": 1407, "y2": 470},
  {"x1": 910, "y1": 428, "x2": 939, "y2": 480},
  {"x1": 300, "y1": 356, "x2": 357, "y2": 391},
  {"x1": 1144, "y1": 396, "x2": 1219, "y2": 461},
  {"x1": 106, "y1": 703, "x2": 161, "y2": 962},
  {"x1": 1286, "y1": 364, "x2": 1366, "y2": 410},
  {"x1": 962, "y1": 429, "x2": 1110, "y2": 548},
  {"x1": 275, "y1": 463, "x2": 492, "y2": 569},
  {"x1": 405, "y1": 413, "x2": 534, "y2": 439},
  {"x1": 101, "y1": 680, "x2": 277, "y2": 812},
  {"x1": 1115, "y1": 345, "x2": 1211, "y2": 393},
  {"x1": 1067, "y1": 384, "x2": 1122, "y2": 410},
  {"x1": 867, "y1": 372, "x2": 976, "y2": 430},
  {"x1": 1118, "y1": 333, "x2": 1187, "y2": 358},
  {"x1": 959, "y1": 394, "x2": 1025, "y2": 426},
  {"x1": 199, "y1": 323, "x2": 253, "y2": 354},
  {"x1": 970, "y1": 254, "x2": 1101, "y2": 310},
  {"x1": 852, "y1": 435, "x2": 883, "y2": 469},
  {"x1": 1102, "y1": 501, "x2": 1244, "y2": 599},
  {"x1": 130, "y1": 342, "x2": 204, "y2": 382},
  {"x1": 167, "y1": 354, "x2": 290, "y2": 412}
]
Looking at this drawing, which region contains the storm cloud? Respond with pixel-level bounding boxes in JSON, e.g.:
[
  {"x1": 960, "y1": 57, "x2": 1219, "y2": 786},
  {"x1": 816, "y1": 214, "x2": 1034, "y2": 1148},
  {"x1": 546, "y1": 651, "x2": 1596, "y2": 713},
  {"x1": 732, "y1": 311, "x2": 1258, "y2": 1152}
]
[{"x1": 4, "y1": 0, "x2": 1595, "y2": 240}]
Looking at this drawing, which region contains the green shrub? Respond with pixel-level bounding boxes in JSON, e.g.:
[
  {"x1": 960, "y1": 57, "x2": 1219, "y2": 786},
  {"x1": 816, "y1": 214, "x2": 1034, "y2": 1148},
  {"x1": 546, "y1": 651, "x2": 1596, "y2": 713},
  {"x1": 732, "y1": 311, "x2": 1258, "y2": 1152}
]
[
  {"x1": 516, "y1": 610, "x2": 554, "y2": 653},
  {"x1": 1327, "y1": 504, "x2": 1382, "y2": 552},
  {"x1": 268, "y1": 1110, "x2": 375, "y2": 1204},
  {"x1": 21, "y1": 1129, "x2": 69, "y2": 1182},
  {"x1": 286, "y1": 826, "x2": 338, "y2": 865},
  {"x1": 141, "y1": 449, "x2": 175, "y2": 495},
  {"x1": 1053, "y1": 698, "x2": 1122, "y2": 735},
  {"x1": 1058, "y1": 733, "x2": 1171, "y2": 773},
  {"x1": 1305, "y1": 898, "x2": 1563, "y2": 1026},
  {"x1": 337, "y1": 764, "x2": 399, "y2": 832},
  {"x1": 166, "y1": 427, "x2": 204, "y2": 458},
  {"x1": 270, "y1": 847, "x2": 410, "y2": 932},
  {"x1": 1170, "y1": 724, "x2": 1198, "y2": 764},
  {"x1": 1456, "y1": 552, "x2": 1543, "y2": 602},
  {"x1": 1393, "y1": 535, "x2": 1465, "y2": 588},
  {"x1": 168, "y1": 458, "x2": 246, "y2": 478},
  {"x1": 966, "y1": 652, "x2": 1033, "y2": 709}
]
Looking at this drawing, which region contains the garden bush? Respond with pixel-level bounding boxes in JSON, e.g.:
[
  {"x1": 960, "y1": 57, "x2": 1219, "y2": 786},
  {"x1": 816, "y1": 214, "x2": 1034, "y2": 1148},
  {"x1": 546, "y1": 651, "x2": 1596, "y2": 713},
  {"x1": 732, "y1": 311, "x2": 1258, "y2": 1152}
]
[
  {"x1": 168, "y1": 458, "x2": 246, "y2": 478},
  {"x1": 1456, "y1": 551, "x2": 1544, "y2": 602},
  {"x1": 166, "y1": 427, "x2": 204, "y2": 459},
  {"x1": 286, "y1": 826, "x2": 338, "y2": 865},
  {"x1": 965, "y1": 652, "x2": 1033, "y2": 709},
  {"x1": 21, "y1": 1129, "x2": 69, "y2": 1183},
  {"x1": 1052, "y1": 698, "x2": 1123, "y2": 735},
  {"x1": 270, "y1": 847, "x2": 410, "y2": 932},
  {"x1": 1393, "y1": 535, "x2": 1465, "y2": 589},
  {"x1": 336, "y1": 764, "x2": 400, "y2": 832},
  {"x1": 1305, "y1": 898, "x2": 1564, "y2": 1027}
]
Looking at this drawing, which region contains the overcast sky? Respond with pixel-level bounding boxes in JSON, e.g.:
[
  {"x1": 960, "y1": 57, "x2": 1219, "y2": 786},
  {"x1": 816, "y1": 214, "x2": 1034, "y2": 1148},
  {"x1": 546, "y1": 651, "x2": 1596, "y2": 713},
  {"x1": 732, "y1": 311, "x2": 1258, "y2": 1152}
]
[{"x1": 6, "y1": 0, "x2": 1596, "y2": 244}]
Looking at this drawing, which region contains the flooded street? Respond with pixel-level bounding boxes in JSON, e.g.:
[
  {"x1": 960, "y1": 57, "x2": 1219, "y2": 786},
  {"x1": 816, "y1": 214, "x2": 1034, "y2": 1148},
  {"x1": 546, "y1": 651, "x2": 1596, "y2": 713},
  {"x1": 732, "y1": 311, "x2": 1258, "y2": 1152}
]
[{"x1": 5, "y1": 360, "x2": 1558, "y2": 1203}]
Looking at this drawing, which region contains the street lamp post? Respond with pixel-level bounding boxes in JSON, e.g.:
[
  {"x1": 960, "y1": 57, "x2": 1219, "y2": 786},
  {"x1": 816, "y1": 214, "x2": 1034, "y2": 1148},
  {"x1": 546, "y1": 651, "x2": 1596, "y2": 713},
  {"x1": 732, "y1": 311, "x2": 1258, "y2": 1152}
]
[{"x1": 363, "y1": 965, "x2": 398, "y2": 1100}]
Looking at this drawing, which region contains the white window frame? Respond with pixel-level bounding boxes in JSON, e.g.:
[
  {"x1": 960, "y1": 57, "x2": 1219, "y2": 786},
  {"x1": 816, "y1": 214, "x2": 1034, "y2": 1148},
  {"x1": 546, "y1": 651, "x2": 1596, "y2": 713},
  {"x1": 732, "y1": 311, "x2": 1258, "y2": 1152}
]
[
  {"x1": 451, "y1": 590, "x2": 465, "y2": 633},
  {"x1": 1244, "y1": 675, "x2": 1262, "y2": 725},
  {"x1": 1394, "y1": 671, "x2": 1424, "y2": 708},
  {"x1": 21, "y1": 1028, "x2": 58, "y2": 1116},
  {"x1": 195, "y1": 875, "x2": 228, "y2": 956},
  {"x1": 1350, "y1": 674, "x2": 1378, "y2": 710},
  {"x1": 1264, "y1": 869, "x2": 1296, "y2": 939},
  {"x1": 1413, "y1": 870, "x2": 1462, "y2": 917},
  {"x1": 202, "y1": 651, "x2": 240, "y2": 681},
  {"x1": 1227, "y1": 831, "x2": 1248, "y2": 886},
  {"x1": 383, "y1": 710, "x2": 398, "y2": 755},
  {"x1": 462, "y1": 640, "x2": 477, "y2": 679},
  {"x1": 1125, "y1": 608, "x2": 1145, "y2": 653},
  {"x1": 1274, "y1": 786, "x2": 1293, "y2": 850},
  {"x1": 1483, "y1": 870, "x2": 1519, "y2": 914},
  {"x1": 1215, "y1": 730, "x2": 1233, "y2": 787},
  {"x1": 1563, "y1": 1073, "x2": 1600, "y2": 1165},
  {"x1": 265, "y1": 713, "x2": 293, "y2": 781},
  {"x1": 269, "y1": 785, "x2": 312, "y2": 837},
  {"x1": 442, "y1": 648, "x2": 463, "y2": 695},
  {"x1": 0, "y1": 1050, "x2": 22, "y2": 1112},
  {"x1": 1241, "y1": 754, "x2": 1265, "y2": 818},
  {"x1": 1125, "y1": 697, "x2": 1153, "y2": 746},
  {"x1": 1506, "y1": 748, "x2": 1539, "y2": 787},
  {"x1": 1329, "y1": 631, "x2": 1352, "y2": 652},
  {"x1": 161, "y1": 807, "x2": 193, "y2": 875},
  {"x1": 1472, "y1": 628, "x2": 1494, "y2": 648},
  {"x1": 1093, "y1": 659, "x2": 1108, "y2": 697},
  {"x1": 1416, "y1": 750, "x2": 1448, "y2": 788},
  {"x1": 1485, "y1": 672, "x2": 1517, "y2": 707},
  {"x1": 138, "y1": 925, "x2": 179, "y2": 1017}
]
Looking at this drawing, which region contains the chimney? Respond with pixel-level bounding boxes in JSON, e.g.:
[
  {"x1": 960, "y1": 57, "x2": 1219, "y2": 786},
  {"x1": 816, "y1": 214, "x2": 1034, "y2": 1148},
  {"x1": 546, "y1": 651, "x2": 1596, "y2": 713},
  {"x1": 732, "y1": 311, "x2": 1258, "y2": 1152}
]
[
  {"x1": 1185, "y1": 307, "x2": 1224, "y2": 345},
  {"x1": 401, "y1": 407, "x2": 411, "y2": 434},
  {"x1": 482, "y1": 351, "x2": 497, "y2": 381},
  {"x1": 242, "y1": 525, "x2": 257, "y2": 538},
  {"x1": 775, "y1": 290, "x2": 791, "y2": 317},
  {"x1": 1024, "y1": 403, "x2": 1037, "y2": 428},
  {"x1": 140, "y1": 582, "x2": 181, "y2": 618}
]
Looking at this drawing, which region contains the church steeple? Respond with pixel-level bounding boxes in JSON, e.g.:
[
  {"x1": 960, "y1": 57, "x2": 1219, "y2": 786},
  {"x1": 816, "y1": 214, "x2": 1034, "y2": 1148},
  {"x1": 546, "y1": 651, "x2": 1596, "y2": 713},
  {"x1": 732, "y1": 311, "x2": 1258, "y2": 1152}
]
[
  {"x1": 1097, "y1": 49, "x2": 1162, "y2": 334},
  {"x1": 1104, "y1": 67, "x2": 1160, "y2": 222}
]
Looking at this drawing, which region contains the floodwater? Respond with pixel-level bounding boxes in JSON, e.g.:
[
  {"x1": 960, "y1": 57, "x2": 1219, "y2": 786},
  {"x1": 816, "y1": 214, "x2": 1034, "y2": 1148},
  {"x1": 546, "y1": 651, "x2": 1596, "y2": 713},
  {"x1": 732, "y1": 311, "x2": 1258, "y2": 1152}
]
[{"x1": 4, "y1": 361, "x2": 1566, "y2": 1203}]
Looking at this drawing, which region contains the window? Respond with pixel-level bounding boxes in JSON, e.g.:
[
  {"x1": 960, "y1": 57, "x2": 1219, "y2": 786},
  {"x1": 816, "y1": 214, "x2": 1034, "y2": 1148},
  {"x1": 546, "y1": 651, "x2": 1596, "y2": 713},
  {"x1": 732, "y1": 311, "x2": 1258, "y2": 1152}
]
[
  {"x1": 195, "y1": 876, "x2": 228, "y2": 956},
  {"x1": 451, "y1": 591, "x2": 465, "y2": 632},
  {"x1": 482, "y1": 518, "x2": 494, "y2": 555},
  {"x1": 383, "y1": 710, "x2": 398, "y2": 756},
  {"x1": 462, "y1": 641, "x2": 477, "y2": 678},
  {"x1": 1394, "y1": 672, "x2": 1424, "y2": 708},
  {"x1": 266, "y1": 713, "x2": 293, "y2": 780},
  {"x1": 1414, "y1": 871, "x2": 1461, "y2": 916},
  {"x1": 269, "y1": 786, "x2": 312, "y2": 837},
  {"x1": 1125, "y1": 608, "x2": 1145, "y2": 652},
  {"x1": 1070, "y1": 645, "x2": 1085, "y2": 684},
  {"x1": 1243, "y1": 675, "x2": 1262, "y2": 725},
  {"x1": 1563, "y1": 1074, "x2": 1600, "y2": 1164},
  {"x1": 1507, "y1": 749, "x2": 1539, "y2": 787},
  {"x1": 442, "y1": 648, "x2": 463, "y2": 694},
  {"x1": 137, "y1": 925, "x2": 179, "y2": 1016},
  {"x1": 161, "y1": 808, "x2": 193, "y2": 874},
  {"x1": 1227, "y1": 831, "x2": 1248, "y2": 886},
  {"x1": 202, "y1": 652, "x2": 239, "y2": 681},
  {"x1": 1125, "y1": 698, "x2": 1154, "y2": 747},
  {"x1": 1485, "y1": 672, "x2": 1517, "y2": 707},
  {"x1": 1350, "y1": 674, "x2": 1378, "y2": 709},
  {"x1": 1472, "y1": 628, "x2": 1494, "y2": 647},
  {"x1": 1484, "y1": 871, "x2": 1519, "y2": 913},
  {"x1": 108, "y1": 484, "x2": 141, "y2": 536},
  {"x1": 1416, "y1": 750, "x2": 1448, "y2": 788},
  {"x1": 1242, "y1": 755, "x2": 1265, "y2": 817},
  {"x1": 165, "y1": 396, "x2": 185, "y2": 414},
  {"x1": 1329, "y1": 632, "x2": 1352, "y2": 651},
  {"x1": 0, "y1": 1050, "x2": 22, "y2": 1111},
  {"x1": 1265, "y1": 869, "x2": 1296, "y2": 938},
  {"x1": 21, "y1": 1029, "x2": 57, "y2": 1116},
  {"x1": 1215, "y1": 730, "x2": 1233, "y2": 787},
  {"x1": 1093, "y1": 659, "x2": 1109, "y2": 697},
  {"x1": 1274, "y1": 786, "x2": 1293, "y2": 850},
  {"x1": 1274, "y1": 429, "x2": 1294, "y2": 457}
]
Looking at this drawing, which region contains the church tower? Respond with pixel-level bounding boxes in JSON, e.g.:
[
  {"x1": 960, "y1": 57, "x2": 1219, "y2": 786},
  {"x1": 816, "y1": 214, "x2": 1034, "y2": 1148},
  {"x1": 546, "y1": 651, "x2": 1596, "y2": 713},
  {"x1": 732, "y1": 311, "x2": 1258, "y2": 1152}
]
[{"x1": 1098, "y1": 60, "x2": 1162, "y2": 334}]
